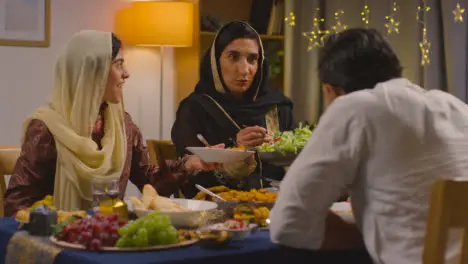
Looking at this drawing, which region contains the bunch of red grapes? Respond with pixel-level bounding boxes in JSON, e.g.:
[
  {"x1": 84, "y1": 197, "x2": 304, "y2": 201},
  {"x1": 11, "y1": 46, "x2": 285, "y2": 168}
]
[{"x1": 55, "y1": 214, "x2": 128, "y2": 250}]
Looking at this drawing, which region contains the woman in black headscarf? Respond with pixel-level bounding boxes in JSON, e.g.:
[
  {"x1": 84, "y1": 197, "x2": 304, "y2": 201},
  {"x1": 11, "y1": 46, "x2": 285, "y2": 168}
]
[{"x1": 171, "y1": 21, "x2": 294, "y2": 198}]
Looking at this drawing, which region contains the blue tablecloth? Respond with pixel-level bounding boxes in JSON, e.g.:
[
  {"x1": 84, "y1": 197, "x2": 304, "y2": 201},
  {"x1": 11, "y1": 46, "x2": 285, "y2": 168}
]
[{"x1": 0, "y1": 218, "x2": 372, "y2": 264}]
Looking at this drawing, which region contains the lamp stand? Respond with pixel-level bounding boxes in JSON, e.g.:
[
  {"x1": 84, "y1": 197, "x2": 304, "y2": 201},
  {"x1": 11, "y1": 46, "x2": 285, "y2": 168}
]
[{"x1": 159, "y1": 46, "x2": 164, "y2": 140}]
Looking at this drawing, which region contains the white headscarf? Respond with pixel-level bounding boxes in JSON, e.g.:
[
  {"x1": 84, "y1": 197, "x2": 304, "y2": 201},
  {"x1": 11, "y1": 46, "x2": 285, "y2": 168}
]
[{"x1": 23, "y1": 30, "x2": 127, "y2": 211}]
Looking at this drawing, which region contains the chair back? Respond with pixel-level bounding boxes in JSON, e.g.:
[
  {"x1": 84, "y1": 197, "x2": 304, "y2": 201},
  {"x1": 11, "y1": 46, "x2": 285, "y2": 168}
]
[
  {"x1": 423, "y1": 179, "x2": 468, "y2": 264},
  {"x1": 146, "y1": 140, "x2": 187, "y2": 198},
  {"x1": 146, "y1": 140, "x2": 177, "y2": 164},
  {"x1": 0, "y1": 146, "x2": 21, "y2": 217}
]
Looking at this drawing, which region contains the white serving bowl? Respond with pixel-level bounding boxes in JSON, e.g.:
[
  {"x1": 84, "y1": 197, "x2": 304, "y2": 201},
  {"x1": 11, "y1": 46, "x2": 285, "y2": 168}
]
[
  {"x1": 186, "y1": 147, "x2": 254, "y2": 163},
  {"x1": 134, "y1": 198, "x2": 218, "y2": 228}
]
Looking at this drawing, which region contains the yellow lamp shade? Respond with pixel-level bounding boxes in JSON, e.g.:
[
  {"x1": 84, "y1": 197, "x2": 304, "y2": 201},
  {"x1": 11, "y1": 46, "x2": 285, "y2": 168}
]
[
  {"x1": 114, "y1": 6, "x2": 134, "y2": 45},
  {"x1": 115, "y1": 1, "x2": 194, "y2": 47}
]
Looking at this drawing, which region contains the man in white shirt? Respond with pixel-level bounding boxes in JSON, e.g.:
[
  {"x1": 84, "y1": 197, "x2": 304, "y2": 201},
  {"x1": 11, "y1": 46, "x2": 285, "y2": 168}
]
[{"x1": 270, "y1": 28, "x2": 465, "y2": 264}]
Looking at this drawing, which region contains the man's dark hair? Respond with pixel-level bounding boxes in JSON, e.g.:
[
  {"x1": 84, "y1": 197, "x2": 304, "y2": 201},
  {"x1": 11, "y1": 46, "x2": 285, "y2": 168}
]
[{"x1": 319, "y1": 28, "x2": 403, "y2": 94}]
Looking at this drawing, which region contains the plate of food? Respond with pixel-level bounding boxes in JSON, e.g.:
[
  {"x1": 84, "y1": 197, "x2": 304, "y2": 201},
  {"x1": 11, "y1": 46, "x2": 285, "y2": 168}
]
[
  {"x1": 257, "y1": 123, "x2": 313, "y2": 166},
  {"x1": 204, "y1": 219, "x2": 258, "y2": 241},
  {"x1": 193, "y1": 186, "x2": 274, "y2": 227},
  {"x1": 15, "y1": 195, "x2": 87, "y2": 224},
  {"x1": 51, "y1": 211, "x2": 199, "y2": 251},
  {"x1": 193, "y1": 186, "x2": 277, "y2": 204},
  {"x1": 129, "y1": 185, "x2": 218, "y2": 228},
  {"x1": 50, "y1": 236, "x2": 198, "y2": 252},
  {"x1": 186, "y1": 146, "x2": 254, "y2": 163}
]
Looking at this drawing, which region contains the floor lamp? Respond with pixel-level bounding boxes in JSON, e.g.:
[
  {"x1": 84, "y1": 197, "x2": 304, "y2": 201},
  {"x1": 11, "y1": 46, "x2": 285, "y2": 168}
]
[{"x1": 115, "y1": 1, "x2": 194, "y2": 139}]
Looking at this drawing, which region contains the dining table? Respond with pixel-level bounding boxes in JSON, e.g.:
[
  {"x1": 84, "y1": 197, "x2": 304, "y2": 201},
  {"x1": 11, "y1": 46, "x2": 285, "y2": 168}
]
[{"x1": 0, "y1": 217, "x2": 373, "y2": 264}]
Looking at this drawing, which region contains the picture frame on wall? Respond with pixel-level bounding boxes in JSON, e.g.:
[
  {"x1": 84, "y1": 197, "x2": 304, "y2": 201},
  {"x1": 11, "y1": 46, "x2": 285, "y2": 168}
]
[{"x1": 0, "y1": 0, "x2": 51, "y2": 47}]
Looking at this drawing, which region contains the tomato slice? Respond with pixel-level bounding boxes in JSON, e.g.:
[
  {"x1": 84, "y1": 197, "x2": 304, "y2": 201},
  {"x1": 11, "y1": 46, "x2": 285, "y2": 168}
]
[{"x1": 225, "y1": 218, "x2": 245, "y2": 229}]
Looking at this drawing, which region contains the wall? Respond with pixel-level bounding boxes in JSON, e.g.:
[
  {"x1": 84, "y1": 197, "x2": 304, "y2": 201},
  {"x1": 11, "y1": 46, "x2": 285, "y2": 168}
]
[{"x1": 0, "y1": 0, "x2": 177, "y2": 146}]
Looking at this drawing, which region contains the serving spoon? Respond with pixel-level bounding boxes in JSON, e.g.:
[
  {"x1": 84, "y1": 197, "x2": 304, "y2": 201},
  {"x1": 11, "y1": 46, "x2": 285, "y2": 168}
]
[{"x1": 195, "y1": 184, "x2": 226, "y2": 201}]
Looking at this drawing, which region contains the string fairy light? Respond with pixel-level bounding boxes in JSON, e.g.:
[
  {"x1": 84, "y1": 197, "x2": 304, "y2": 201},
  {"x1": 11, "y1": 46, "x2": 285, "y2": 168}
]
[
  {"x1": 453, "y1": 3, "x2": 465, "y2": 23},
  {"x1": 417, "y1": 0, "x2": 431, "y2": 66},
  {"x1": 385, "y1": 0, "x2": 400, "y2": 35},
  {"x1": 284, "y1": 12, "x2": 296, "y2": 27},
  {"x1": 330, "y1": 9, "x2": 348, "y2": 34},
  {"x1": 302, "y1": 8, "x2": 329, "y2": 51},
  {"x1": 361, "y1": 1, "x2": 370, "y2": 27}
]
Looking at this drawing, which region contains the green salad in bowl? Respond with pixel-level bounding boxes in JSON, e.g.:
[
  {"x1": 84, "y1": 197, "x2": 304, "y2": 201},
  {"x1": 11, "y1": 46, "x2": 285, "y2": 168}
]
[
  {"x1": 256, "y1": 123, "x2": 314, "y2": 166},
  {"x1": 257, "y1": 123, "x2": 313, "y2": 154}
]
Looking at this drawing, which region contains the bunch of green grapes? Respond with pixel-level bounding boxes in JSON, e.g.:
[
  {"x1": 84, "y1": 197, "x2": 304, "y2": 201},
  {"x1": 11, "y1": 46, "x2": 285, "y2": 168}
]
[{"x1": 115, "y1": 212, "x2": 178, "y2": 248}]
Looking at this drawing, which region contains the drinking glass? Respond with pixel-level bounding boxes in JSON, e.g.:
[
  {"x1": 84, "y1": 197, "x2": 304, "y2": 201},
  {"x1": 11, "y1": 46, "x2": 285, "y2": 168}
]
[{"x1": 91, "y1": 178, "x2": 120, "y2": 208}]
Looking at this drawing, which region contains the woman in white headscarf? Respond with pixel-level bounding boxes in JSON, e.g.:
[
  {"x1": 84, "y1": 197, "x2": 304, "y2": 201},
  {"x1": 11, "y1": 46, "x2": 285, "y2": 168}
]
[{"x1": 4, "y1": 30, "x2": 216, "y2": 214}]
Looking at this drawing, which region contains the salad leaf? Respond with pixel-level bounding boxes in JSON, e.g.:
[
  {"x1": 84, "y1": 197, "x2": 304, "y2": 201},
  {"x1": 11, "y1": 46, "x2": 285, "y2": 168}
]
[
  {"x1": 257, "y1": 123, "x2": 314, "y2": 155},
  {"x1": 52, "y1": 215, "x2": 81, "y2": 236}
]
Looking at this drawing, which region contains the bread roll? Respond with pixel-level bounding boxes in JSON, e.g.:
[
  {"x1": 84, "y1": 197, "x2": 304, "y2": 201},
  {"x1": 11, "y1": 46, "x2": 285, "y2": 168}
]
[
  {"x1": 150, "y1": 196, "x2": 190, "y2": 212},
  {"x1": 142, "y1": 184, "x2": 158, "y2": 198},
  {"x1": 130, "y1": 196, "x2": 146, "y2": 210}
]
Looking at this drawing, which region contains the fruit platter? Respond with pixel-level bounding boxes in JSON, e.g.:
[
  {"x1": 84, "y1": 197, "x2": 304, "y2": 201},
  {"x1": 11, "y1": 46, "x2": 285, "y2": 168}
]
[
  {"x1": 51, "y1": 212, "x2": 199, "y2": 251},
  {"x1": 257, "y1": 123, "x2": 313, "y2": 166}
]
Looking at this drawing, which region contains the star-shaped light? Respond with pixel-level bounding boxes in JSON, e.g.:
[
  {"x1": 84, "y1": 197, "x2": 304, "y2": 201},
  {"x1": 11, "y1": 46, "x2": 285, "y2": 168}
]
[
  {"x1": 303, "y1": 30, "x2": 329, "y2": 51},
  {"x1": 330, "y1": 10, "x2": 348, "y2": 34},
  {"x1": 284, "y1": 12, "x2": 296, "y2": 27},
  {"x1": 416, "y1": 3, "x2": 431, "y2": 22},
  {"x1": 453, "y1": 3, "x2": 465, "y2": 23},
  {"x1": 419, "y1": 29, "x2": 431, "y2": 66},
  {"x1": 302, "y1": 8, "x2": 329, "y2": 51},
  {"x1": 416, "y1": 1, "x2": 431, "y2": 66},
  {"x1": 385, "y1": 17, "x2": 400, "y2": 34},
  {"x1": 385, "y1": 1, "x2": 400, "y2": 35},
  {"x1": 361, "y1": 5, "x2": 370, "y2": 27}
]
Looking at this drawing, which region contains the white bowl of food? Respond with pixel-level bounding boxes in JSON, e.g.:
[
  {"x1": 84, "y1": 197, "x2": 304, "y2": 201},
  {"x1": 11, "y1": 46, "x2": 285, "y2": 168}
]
[
  {"x1": 204, "y1": 219, "x2": 258, "y2": 241},
  {"x1": 135, "y1": 199, "x2": 218, "y2": 228},
  {"x1": 130, "y1": 185, "x2": 218, "y2": 228},
  {"x1": 186, "y1": 147, "x2": 254, "y2": 163}
]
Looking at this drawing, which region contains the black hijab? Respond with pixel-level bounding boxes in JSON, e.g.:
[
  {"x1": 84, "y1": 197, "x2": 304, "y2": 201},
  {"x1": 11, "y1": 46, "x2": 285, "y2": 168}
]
[{"x1": 190, "y1": 21, "x2": 292, "y2": 128}]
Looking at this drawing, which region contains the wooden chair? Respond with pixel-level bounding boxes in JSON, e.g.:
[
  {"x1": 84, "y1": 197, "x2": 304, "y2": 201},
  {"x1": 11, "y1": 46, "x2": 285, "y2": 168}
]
[
  {"x1": 146, "y1": 140, "x2": 177, "y2": 165},
  {"x1": 146, "y1": 140, "x2": 186, "y2": 198},
  {"x1": 0, "y1": 146, "x2": 21, "y2": 217},
  {"x1": 423, "y1": 179, "x2": 468, "y2": 264}
]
